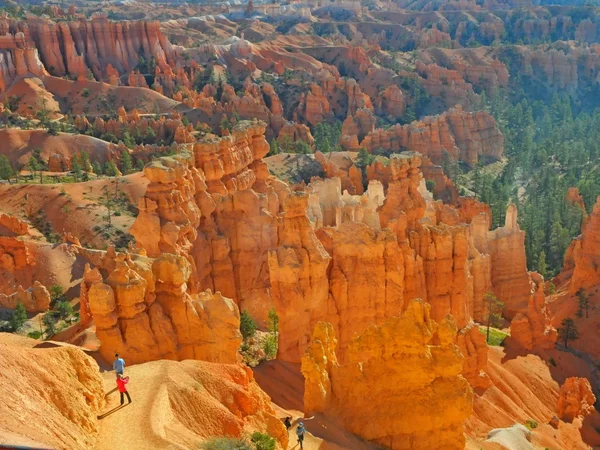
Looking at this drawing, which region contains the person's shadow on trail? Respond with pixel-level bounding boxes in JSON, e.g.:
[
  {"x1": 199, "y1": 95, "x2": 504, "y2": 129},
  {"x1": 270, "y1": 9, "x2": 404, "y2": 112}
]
[
  {"x1": 97, "y1": 403, "x2": 128, "y2": 419},
  {"x1": 104, "y1": 387, "x2": 118, "y2": 398}
]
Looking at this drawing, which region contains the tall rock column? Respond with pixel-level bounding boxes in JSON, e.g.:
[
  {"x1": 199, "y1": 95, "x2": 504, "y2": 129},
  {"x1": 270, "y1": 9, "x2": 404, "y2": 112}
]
[
  {"x1": 268, "y1": 192, "x2": 331, "y2": 362},
  {"x1": 568, "y1": 197, "x2": 600, "y2": 293},
  {"x1": 510, "y1": 272, "x2": 557, "y2": 350},
  {"x1": 487, "y1": 204, "x2": 531, "y2": 318}
]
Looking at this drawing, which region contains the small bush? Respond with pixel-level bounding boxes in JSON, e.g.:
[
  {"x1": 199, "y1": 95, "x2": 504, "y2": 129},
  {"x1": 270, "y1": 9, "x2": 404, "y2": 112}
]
[
  {"x1": 263, "y1": 334, "x2": 277, "y2": 360},
  {"x1": 49, "y1": 285, "x2": 65, "y2": 306},
  {"x1": 114, "y1": 211, "x2": 122, "y2": 216},
  {"x1": 28, "y1": 330, "x2": 42, "y2": 339},
  {"x1": 201, "y1": 437, "x2": 253, "y2": 450},
  {"x1": 240, "y1": 310, "x2": 257, "y2": 340},
  {"x1": 81, "y1": 88, "x2": 91, "y2": 98},
  {"x1": 43, "y1": 312, "x2": 58, "y2": 338},
  {"x1": 56, "y1": 300, "x2": 74, "y2": 319},
  {"x1": 548, "y1": 357, "x2": 557, "y2": 367},
  {"x1": 10, "y1": 302, "x2": 27, "y2": 331},
  {"x1": 525, "y1": 419, "x2": 538, "y2": 429},
  {"x1": 250, "y1": 432, "x2": 276, "y2": 450}
]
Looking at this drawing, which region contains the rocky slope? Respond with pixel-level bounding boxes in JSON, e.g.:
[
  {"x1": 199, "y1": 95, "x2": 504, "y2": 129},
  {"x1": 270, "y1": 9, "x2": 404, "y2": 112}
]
[{"x1": 0, "y1": 335, "x2": 104, "y2": 450}]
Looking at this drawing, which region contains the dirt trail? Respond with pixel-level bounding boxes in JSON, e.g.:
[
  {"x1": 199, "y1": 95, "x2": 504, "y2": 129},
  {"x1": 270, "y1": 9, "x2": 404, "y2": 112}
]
[{"x1": 95, "y1": 364, "x2": 184, "y2": 450}]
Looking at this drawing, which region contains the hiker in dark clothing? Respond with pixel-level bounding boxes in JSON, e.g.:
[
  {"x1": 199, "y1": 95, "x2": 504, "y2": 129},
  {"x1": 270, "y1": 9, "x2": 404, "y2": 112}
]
[
  {"x1": 116, "y1": 374, "x2": 132, "y2": 405},
  {"x1": 296, "y1": 422, "x2": 306, "y2": 449},
  {"x1": 283, "y1": 416, "x2": 292, "y2": 430}
]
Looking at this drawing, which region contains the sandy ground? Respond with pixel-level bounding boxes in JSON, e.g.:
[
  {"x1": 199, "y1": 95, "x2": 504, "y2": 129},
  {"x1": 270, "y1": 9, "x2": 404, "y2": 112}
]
[{"x1": 96, "y1": 363, "x2": 183, "y2": 450}]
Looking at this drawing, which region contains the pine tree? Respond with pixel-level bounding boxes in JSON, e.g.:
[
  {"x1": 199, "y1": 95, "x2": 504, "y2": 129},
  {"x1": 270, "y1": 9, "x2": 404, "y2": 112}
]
[
  {"x1": 92, "y1": 161, "x2": 103, "y2": 176},
  {"x1": 104, "y1": 161, "x2": 119, "y2": 177},
  {"x1": 0, "y1": 155, "x2": 14, "y2": 181},
  {"x1": 71, "y1": 156, "x2": 82, "y2": 182},
  {"x1": 98, "y1": 185, "x2": 115, "y2": 227},
  {"x1": 10, "y1": 302, "x2": 27, "y2": 331},
  {"x1": 240, "y1": 310, "x2": 257, "y2": 340},
  {"x1": 120, "y1": 149, "x2": 133, "y2": 174},
  {"x1": 576, "y1": 290, "x2": 590, "y2": 319},
  {"x1": 27, "y1": 156, "x2": 43, "y2": 184},
  {"x1": 268, "y1": 139, "x2": 279, "y2": 156},
  {"x1": 537, "y1": 250, "x2": 547, "y2": 278},
  {"x1": 79, "y1": 151, "x2": 91, "y2": 173},
  {"x1": 558, "y1": 317, "x2": 579, "y2": 349}
]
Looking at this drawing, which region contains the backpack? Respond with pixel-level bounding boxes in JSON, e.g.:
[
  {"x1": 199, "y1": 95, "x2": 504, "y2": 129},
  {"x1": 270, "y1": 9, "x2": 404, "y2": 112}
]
[{"x1": 296, "y1": 425, "x2": 305, "y2": 437}]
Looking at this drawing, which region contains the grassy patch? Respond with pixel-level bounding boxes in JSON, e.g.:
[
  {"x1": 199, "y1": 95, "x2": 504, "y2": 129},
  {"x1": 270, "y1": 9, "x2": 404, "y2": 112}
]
[
  {"x1": 525, "y1": 419, "x2": 538, "y2": 429},
  {"x1": 479, "y1": 326, "x2": 508, "y2": 346}
]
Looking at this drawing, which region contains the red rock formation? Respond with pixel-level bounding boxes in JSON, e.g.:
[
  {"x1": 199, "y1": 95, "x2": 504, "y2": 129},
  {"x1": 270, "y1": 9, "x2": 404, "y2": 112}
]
[
  {"x1": 361, "y1": 107, "x2": 503, "y2": 167},
  {"x1": 88, "y1": 252, "x2": 242, "y2": 365},
  {"x1": 457, "y1": 322, "x2": 491, "y2": 389},
  {"x1": 416, "y1": 61, "x2": 474, "y2": 107},
  {"x1": 314, "y1": 151, "x2": 364, "y2": 195},
  {"x1": 0, "y1": 48, "x2": 47, "y2": 92},
  {"x1": 324, "y1": 221, "x2": 404, "y2": 362},
  {"x1": 375, "y1": 85, "x2": 406, "y2": 119},
  {"x1": 485, "y1": 204, "x2": 531, "y2": 318},
  {"x1": 79, "y1": 264, "x2": 102, "y2": 327},
  {"x1": 301, "y1": 299, "x2": 473, "y2": 449},
  {"x1": 278, "y1": 122, "x2": 315, "y2": 147},
  {"x1": 567, "y1": 197, "x2": 600, "y2": 293},
  {"x1": 557, "y1": 377, "x2": 596, "y2": 422},
  {"x1": 339, "y1": 109, "x2": 376, "y2": 150},
  {"x1": 378, "y1": 153, "x2": 427, "y2": 230},
  {"x1": 0, "y1": 214, "x2": 29, "y2": 236},
  {"x1": 268, "y1": 192, "x2": 331, "y2": 362},
  {"x1": 132, "y1": 121, "x2": 284, "y2": 323},
  {"x1": 0, "y1": 236, "x2": 34, "y2": 292},
  {"x1": 421, "y1": 156, "x2": 459, "y2": 204},
  {"x1": 25, "y1": 16, "x2": 175, "y2": 82},
  {"x1": 0, "y1": 281, "x2": 50, "y2": 312},
  {"x1": 510, "y1": 272, "x2": 557, "y2": 350}
]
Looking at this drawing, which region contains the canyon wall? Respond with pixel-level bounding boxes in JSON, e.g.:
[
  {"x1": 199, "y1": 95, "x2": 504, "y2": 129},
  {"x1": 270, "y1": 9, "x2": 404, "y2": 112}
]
[{"x1": 359, "y1": 107, "x2": 503, "y2": 167}]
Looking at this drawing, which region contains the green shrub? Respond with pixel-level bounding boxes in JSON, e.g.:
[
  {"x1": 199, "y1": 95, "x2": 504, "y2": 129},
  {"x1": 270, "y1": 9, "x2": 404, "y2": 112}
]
[
  {"x1": 81, "y1": 88, "x2": 91, "y2": 98},
  {"x1": 200, "y1": 437, "x2": 253, "y2": 450},
  {"x1": 10, "y1": 302, "x2": 27, "y2": 331},
  {"x1": 49, "y1": 285, "x2": 65, "y2": 306},
  {"x1": 548, "y1": 357, "x2": 557, "y2": 367},
  {"x1": 525, "y1": 419, "x2": 538, "y2": 429},
  {"x1": 240, "y1": 310, "x2": 257, "y2": 340},
  {"x1": 43, "y1": 312, "x2": 58, "y2": 338},
  {"x1": 56, "y1": 300, "x2": 74, "y2": 319},
  {"x1": 250, "y1": 432, "x2": 276, "y2": 450},
  {"x1": 27, "y1": 330, "x2": 42, "y2": 339},
  {"x1": 263, "y1": 334, "x2": 277, "y2": 360}
]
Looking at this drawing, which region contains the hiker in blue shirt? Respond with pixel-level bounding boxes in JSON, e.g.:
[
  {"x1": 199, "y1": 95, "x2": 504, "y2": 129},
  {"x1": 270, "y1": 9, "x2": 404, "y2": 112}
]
[
  {"x1": 113, "y1": 354, "x2": 125, "y2": 375},
  {"x1": 296, "y1": 422, "x2": 306, "y2": 449}
]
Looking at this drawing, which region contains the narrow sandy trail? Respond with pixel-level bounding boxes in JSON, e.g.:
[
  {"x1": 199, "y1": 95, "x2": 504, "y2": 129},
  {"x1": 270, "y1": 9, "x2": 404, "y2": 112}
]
[{"x1": 95, "y1": 363, "x2": 185, "y2": 450}]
